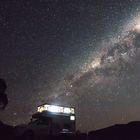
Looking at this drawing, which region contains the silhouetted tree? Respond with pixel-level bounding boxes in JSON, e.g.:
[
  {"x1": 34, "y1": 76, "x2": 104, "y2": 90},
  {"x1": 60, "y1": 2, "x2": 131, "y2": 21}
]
[{"x1": 0, "y1": 78, "x2": 8, "y2": 110}]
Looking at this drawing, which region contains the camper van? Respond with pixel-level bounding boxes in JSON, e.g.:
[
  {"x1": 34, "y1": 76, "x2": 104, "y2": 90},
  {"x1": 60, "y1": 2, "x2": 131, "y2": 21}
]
[{"x1": 14, "y1": 104, "x2": 76, "y2": 139}]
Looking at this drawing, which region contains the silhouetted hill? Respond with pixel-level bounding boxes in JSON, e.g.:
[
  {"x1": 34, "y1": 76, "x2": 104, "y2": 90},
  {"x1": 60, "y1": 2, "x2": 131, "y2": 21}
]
[
  {"x1": 88, "y1": 121, "x2": 140, "y2": 140},
  {"x1": 2, "y1": 121, "x2": 140, "y2": 140}
]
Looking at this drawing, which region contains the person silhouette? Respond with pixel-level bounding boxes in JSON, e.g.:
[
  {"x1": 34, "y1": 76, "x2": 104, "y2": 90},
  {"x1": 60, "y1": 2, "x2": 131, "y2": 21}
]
[{"x1": 0, "y1": 78, "x2": 8, "y2": 110}]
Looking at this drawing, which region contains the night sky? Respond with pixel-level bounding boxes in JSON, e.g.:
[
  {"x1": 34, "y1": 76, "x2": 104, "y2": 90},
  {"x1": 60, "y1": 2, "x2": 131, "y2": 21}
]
[{"x1": 1, "y1": 0, "x2": 140, "y2": 131}]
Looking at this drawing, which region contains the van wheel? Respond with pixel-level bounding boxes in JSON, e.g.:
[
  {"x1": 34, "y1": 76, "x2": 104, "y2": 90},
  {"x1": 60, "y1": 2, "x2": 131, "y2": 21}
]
[{"x1": 22, "y1": 131, "x2": 34, "y2": 140}]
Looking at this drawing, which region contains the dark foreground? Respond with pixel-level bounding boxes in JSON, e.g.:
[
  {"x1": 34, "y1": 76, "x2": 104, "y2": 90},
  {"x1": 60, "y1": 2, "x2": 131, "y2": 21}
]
[{"x1": 2, "y1": 121, "x2": 140, "y2": 140}]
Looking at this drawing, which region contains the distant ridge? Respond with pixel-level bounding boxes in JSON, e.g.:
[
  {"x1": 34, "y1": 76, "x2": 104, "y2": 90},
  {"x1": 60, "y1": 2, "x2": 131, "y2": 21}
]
[{"x1": 88, "y1": 121, "x2": 140, "y2": 140}]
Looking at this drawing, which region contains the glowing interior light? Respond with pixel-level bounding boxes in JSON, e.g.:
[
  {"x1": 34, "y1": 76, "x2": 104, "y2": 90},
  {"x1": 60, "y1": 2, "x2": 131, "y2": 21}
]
[
  {"x1": 48, "y1": 105, "x2": 59, "y2": 113},
  {"x1": 64, "y1": 107, "x2": 71, "y2": 114},
  {"x1": 70, "y1": 116, "x2": 75, "y2": 121},
  {"x1": 37, "y1": 104, "x2": 75, "y2": 114},
  {"x1": 71, "y1": 108, "x2": 75, "y2": 114},
  {"x1": 37, "y1": 106, "x2": 44, "y2": 112}
]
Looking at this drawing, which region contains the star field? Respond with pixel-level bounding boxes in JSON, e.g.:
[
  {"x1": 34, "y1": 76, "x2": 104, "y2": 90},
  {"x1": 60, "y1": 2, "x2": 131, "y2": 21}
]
[{"x1": 0, "y1": 0, "x2": 140, "y2": 131}]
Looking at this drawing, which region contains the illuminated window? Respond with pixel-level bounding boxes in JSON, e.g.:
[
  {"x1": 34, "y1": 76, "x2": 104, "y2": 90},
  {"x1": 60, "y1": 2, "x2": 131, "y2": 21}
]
[
  {"x1": 37, "y1": 104, "x2": 75, "y2": 114},
  {"x1": 70, "y1": 116, "x2": 75, "y2": 121},
  {"x1": 64, "y1": 107, "x2": 71, "y2": 114}
]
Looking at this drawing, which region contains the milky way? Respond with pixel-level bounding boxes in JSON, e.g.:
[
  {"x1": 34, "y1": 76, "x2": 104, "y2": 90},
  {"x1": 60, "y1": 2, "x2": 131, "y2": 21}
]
[{"x1": 48, "y1": 15, "x2": 140, "y2": 131}]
